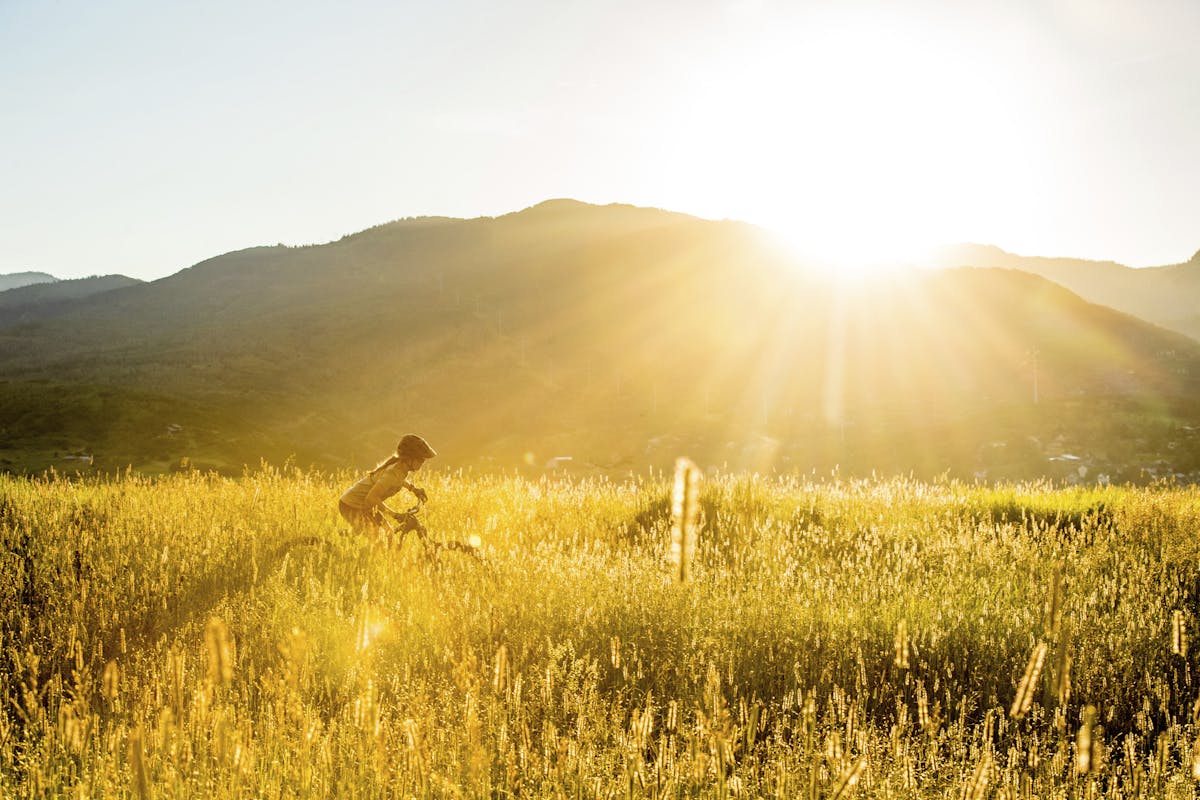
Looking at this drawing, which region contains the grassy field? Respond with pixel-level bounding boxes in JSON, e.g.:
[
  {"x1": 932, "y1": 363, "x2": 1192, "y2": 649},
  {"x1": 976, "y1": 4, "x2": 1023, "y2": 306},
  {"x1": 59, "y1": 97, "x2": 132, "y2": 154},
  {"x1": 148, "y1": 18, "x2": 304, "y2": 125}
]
[{"x1": 3, "y1": 468, "x2": 1200, "y2": 798}]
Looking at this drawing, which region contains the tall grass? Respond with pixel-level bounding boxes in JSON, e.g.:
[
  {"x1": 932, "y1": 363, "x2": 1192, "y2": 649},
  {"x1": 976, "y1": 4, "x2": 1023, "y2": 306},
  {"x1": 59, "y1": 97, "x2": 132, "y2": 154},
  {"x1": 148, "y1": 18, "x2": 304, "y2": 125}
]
[{"x1": 2, "y1": 468, "x2": 1200, "y2": 797}]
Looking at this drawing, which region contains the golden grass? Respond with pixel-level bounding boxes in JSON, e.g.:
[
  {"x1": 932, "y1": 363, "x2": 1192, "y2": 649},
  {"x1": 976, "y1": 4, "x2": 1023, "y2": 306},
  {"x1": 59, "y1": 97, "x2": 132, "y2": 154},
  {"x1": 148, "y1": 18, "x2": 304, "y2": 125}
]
[{"x1": 1, "y1": 468, "x2": 1200, "y2": 797}]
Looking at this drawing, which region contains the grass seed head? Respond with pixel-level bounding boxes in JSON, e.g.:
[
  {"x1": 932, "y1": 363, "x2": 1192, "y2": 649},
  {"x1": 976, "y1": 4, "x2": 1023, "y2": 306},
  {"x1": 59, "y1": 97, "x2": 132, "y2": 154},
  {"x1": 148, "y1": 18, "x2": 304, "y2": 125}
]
[
  {"x1": 493, "y1": 644, "x2": 509, "y2": 694},
  {"x1": 1044, "y1": 562, "x2": 1064, "y2": 638},
  {"x1": 1010, "y1": 641, "x2": 1047, "y2": 720},
  {"x1": 669, "y1": 457, "x2": 702, "y2": 583},
  {"x1": 894, "y1": 619, "x2": 910, "y2": 669},
  {"x1": 102, "y1": 659, "x2": 120, "y2": 704},
  {"x1": 128, "y1": 725, "x2": 150, "y2": 800},
  {"x1": 1172, "y1": 610, "x2": 1188, "y2": 656},
  {"x1": 829, "y1": 757, "x2": 868, "y2": 800},
  {"x1": 962, "y1": 750, "x2": 993, "y2": 800},
  {"x1": 205, "y1": 617, "x2": 234, "y2": 686},
  {"x1": 1076, "y1": 705, "x2": 1099, "y2": 774}
]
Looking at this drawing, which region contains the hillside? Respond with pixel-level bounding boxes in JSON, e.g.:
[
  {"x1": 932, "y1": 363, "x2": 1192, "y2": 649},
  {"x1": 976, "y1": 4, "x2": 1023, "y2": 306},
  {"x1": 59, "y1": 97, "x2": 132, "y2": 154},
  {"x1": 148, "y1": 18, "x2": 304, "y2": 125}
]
[
  {"x1": 0, "y1": 271, "x2": 57, "y2": 292},
  {"x1": 0, "y1": 274, "x2": 143, "y2": 323},
  {"x1": 930, "y1": 244, "x2": 1200, "y2": 340},
  {"x1": 2, "y1": 200, "x2": 1199, "y2": 477}
]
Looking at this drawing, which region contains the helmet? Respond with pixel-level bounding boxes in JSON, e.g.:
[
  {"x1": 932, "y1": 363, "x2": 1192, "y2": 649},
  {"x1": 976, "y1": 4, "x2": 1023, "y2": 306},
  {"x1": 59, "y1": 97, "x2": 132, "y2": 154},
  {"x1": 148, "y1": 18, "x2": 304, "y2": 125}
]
[{"x1": 397, "y1": 434, "x2": 437, "y2": 460}]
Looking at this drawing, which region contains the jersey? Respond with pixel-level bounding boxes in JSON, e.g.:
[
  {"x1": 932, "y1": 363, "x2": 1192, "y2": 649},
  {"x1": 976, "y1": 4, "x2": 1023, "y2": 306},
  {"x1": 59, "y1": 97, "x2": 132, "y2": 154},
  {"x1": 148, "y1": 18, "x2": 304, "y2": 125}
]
[{"x1": 339, "y1": 462, "x2": 409, "y2": 509}]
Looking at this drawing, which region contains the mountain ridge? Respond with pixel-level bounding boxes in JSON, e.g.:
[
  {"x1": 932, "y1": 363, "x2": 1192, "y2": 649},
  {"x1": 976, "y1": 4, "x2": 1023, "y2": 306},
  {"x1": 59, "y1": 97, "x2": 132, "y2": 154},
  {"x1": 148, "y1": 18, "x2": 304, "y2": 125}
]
[
  {"x1": 1, "y1": 201, "x2": 1198, "y2": 479},
  {"x1": 0, "y1": 271, "x2": 58, "y2": 292},
  {"x1": 0, "y1": 274, "x2": 144, "y2": 323},
  {"x1": 929, "y1": 242, "x2": 1200, "y2": 340}
]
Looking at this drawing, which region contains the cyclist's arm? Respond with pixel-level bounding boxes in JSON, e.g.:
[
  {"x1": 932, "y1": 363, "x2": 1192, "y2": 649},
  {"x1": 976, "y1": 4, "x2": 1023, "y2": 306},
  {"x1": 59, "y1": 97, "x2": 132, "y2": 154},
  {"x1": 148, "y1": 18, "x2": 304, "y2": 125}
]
[
  {"x1": 363, "y1": 481, "x2": 398, "y2": 512},
  {"x1": 402, "y1": 480, "x2": 427, "y2": 502}
]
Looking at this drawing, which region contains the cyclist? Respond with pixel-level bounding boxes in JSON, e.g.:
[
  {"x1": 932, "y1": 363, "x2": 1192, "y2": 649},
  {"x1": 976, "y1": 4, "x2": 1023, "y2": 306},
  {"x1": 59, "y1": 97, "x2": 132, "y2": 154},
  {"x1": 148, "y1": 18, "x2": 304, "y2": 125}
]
[{"x1": 339, "y1": 434, "x2": 436, "y2": 531}]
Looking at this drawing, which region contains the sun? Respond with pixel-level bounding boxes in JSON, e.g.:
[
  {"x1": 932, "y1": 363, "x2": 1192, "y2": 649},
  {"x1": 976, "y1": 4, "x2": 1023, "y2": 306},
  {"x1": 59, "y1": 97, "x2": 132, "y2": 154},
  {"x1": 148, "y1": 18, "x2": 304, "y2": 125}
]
[
  {"x1": 652, "y1": 4, "x2": 1040, "y2": 280},
  {"x1": 762, "y1": 216, "x2": 933, "y2": 279}
]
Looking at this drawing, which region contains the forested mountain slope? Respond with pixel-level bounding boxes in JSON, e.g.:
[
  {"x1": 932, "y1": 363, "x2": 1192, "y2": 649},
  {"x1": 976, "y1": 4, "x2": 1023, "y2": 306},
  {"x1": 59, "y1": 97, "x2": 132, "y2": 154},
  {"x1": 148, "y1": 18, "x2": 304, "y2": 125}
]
[{"x1": 2, "y1": 201, "x2": 1198, "y2": 476}]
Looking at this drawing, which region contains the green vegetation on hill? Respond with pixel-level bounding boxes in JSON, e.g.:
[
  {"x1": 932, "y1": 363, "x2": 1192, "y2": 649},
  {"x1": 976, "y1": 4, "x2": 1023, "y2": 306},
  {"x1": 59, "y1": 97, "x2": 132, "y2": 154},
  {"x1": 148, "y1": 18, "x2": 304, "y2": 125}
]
[
  {"x1": 3, "y1": 471, "x2": 1200, "y2": 796},
  {"x1": 0, "y1": 380, "x2": 287, "y2": 475},
  {"x1": 0, "y1": 274, "x2": 143, "y2": 323},
  {"x1": 930, "y1": 243, "x2": 1200, "y2": 341},
  {"x1": 1, "y1": 201, "x2": 1199, "y2": 478},
  {"x1": 0, "y1": 271, "x2": 56, "y2": 291}
]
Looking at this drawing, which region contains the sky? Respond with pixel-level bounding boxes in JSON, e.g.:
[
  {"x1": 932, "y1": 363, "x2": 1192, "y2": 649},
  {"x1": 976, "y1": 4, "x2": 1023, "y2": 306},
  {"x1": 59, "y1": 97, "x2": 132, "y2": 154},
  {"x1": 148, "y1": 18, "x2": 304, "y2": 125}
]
[{"x1": 2, "y1": 0, "x2": 1198, "y2": 281}]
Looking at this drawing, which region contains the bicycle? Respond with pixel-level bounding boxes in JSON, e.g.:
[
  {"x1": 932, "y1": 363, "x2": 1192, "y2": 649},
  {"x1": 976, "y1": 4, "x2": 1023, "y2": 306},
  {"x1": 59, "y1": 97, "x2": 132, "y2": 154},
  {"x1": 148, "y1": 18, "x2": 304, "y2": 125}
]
[{"x1": 385, "y1": 500, "x2": 484, "y2": 564}]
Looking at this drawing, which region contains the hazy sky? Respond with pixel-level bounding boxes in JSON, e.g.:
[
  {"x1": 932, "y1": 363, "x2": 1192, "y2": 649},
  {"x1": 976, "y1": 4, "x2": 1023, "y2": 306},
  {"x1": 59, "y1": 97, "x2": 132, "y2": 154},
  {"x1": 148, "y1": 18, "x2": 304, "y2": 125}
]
[{"x1": 2, "y1": 0, "x2": 1198, "y2": 280}]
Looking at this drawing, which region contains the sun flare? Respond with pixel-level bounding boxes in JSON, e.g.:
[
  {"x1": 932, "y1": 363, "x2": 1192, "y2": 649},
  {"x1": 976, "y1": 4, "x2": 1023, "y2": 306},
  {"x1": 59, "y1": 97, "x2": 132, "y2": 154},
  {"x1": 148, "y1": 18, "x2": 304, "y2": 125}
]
[
  {"x1": 659, "y1": 5, "x2": 1039, "y2": 279},
  {"x1": 765, "y1": 221, "x2": 930, "y2": 278}
]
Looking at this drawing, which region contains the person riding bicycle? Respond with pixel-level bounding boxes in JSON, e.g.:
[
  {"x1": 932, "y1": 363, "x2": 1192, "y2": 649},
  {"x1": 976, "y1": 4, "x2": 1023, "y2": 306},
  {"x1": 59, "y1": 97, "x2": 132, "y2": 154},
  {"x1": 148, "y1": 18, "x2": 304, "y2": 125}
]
[{"x1": 339, "y1": 434, "x2": 436, "y2": 531}]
